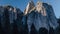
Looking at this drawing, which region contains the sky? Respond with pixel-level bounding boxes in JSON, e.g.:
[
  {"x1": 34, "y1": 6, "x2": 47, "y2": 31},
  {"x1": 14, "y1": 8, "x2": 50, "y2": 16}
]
[{"x1": 0, "y1": 0, "x2": 60, "y2": 18}]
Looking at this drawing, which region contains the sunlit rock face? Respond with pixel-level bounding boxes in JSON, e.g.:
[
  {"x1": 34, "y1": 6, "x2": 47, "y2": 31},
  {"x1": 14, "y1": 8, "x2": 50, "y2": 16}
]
[
  {"x1": 24, "y1": 1, "x2": 35, "y2": 15},
  {"x1": 24, "y1": 1, "x2": 59, "y2": 32},
  {"x1": 36, "y1": 1, "x2": 47, "y2": 16}
]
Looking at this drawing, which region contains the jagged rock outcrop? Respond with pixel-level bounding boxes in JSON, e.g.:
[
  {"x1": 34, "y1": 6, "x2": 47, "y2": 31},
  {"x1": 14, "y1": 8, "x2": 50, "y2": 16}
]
[
  {"x1": 24, "y1": 1, "x2": 59, "y2": 33},
  {"x1": 0, "y1": 5, "x2": 23, "y2": 34},
  {"x1": 24, "y1": 0, "x2": 35, "y2": 15}
]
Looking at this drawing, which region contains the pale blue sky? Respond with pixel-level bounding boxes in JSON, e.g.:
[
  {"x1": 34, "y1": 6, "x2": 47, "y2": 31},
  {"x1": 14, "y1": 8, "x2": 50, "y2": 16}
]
[{"x1": 0, "y1": 0, "x2": 60, "y2": 18}]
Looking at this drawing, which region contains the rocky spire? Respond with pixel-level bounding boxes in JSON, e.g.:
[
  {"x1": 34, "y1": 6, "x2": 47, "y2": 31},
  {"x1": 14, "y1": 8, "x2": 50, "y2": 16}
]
[
  {"x1": 24, "y1": 0, "x2": 35, "y2": 15},
  {"x1": 36, "y1": 1, "x2": 42, "y2": 12},
  {"x1": 26, "y1": 1, "x2": 59, "y2": 32},
  {"x1": 36, "y1": 1, "x2": 47, "y2": 16}
]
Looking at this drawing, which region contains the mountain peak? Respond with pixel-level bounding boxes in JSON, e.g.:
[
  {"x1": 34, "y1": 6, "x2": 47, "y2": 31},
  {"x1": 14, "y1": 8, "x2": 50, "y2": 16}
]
[
  {"x1": 36, "y1": 1, "x2": 43, "y2": 12},
  {"x1": 24, "y1": 0, "x2": 35, "y2": 15},
  {"x1": 36, "y1": 1, "x2": 47, "y2": 16}
]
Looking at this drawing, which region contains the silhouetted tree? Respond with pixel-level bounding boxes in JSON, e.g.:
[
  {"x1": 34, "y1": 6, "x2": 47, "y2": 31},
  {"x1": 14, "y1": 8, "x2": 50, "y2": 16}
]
[
  {"x1": 57, "y1": 18, "x2": 60, "y2": 26},
  {"x1": 0, "y1": 16, "x2": 2, "y2": 34},
  {"x1": 4, "y1": 8, "x2": 10, "y2": 34},
  {"x1": 16, "y1": 9, "x2": 23, "y2": 34},
  {"x1": 16, "y1": 17, "x2": 23, "y2": 34},
  {"x1": 0, "y1": 15, "x2": 5, "y2": 34},
  {"x1": 55, "y1": 26, "x2": 60, "y2": 34},
  {"x1": 12, "y1": 20, "x2": 18, "y2": 34},
  {"x1": 55, "y1": 18, "x2": 60, "y2": 34},
  {"x1": 39, "y1": 28, "x2": 48, "y2": 34},
  {"x1": 49, "y1": 27, "x2": 54, "y2": 34},
  {"x1": 23, "y1": 23, "x2": 28, "y2": 34},
  {"x1": 0, "y1": 21, "x2": 4, "y2": 34},
  {"x1": 30, "y1": 24, "x2": 37, "y2": 34}
]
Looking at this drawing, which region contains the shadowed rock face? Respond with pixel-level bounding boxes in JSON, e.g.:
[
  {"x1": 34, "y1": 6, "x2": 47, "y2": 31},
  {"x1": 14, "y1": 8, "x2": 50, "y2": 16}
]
[{"x1": 0, "y1": 5, "x2": 23, "y2": 34}]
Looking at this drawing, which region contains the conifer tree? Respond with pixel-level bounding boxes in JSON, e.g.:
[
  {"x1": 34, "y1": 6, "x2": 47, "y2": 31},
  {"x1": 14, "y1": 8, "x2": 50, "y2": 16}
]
[
  {"x1": 49, "y1": 27, "x2": 54, "y2": 34},
  {"x1": 39, "y1": 28, "x2": 48, "y2": 34},
  {"x1": 12, "y1": 20, "x2": 18, "y2": 34},
  {"x1": 30, "y1": 24, "x2": 37, "y2": 34},
  {"x1": 4, "y1": 8, "x2": 10, "y2": 34}
]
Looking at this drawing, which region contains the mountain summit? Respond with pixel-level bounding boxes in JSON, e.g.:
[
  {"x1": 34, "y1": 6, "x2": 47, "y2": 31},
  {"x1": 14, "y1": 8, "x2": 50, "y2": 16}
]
[
  {"x1": 24, "y1": 0, "x2": 35, "y2": 15},
  {"x1": 0, "y1": 1, "x2": 59, "y2": 34},
  {"x1": 24, "y1": 1, "x2": 59, "y2": 32}
]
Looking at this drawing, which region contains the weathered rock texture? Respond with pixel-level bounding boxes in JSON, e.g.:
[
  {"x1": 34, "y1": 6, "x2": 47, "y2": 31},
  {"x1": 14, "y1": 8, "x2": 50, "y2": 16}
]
[{"x1": 0, "y1": 1, "x2": 59, "y2": 34}]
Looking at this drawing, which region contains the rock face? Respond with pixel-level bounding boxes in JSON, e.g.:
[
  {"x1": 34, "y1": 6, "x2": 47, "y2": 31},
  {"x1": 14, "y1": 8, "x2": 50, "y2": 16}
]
[
  {"x1": 24, "y1": 1, "x2": 35, "y2": 15},
  {"x1": 0, "y1": 5, "x2": 23, "y2": 34},
  {"x1": 0, "y1": 1, "x2": 59, "y2": 34},
  {"x1": 24, "y1": 1, "x2": 59, "y2": 32}
]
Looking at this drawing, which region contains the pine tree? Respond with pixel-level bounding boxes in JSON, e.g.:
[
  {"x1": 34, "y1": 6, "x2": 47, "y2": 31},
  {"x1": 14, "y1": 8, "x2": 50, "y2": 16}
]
[
  {"x1": 30, "y1": 24, "x2": 37, "y2": 34},
  {"x1": 49, "y1": 27, "x2": 54, "y2": 34},
  {"x1": 0, "y1": 23, "x2": 1, "y2": 34},
  {"x1": 12, "y1": 20, "x2": 18, "y2": 34},
  {"x1": 57, "y1": 18, "x2": 60, "y2": 26},
  {"x1": 55, "y1": 18, "x2": 60, "y2": 34},
  {"x1": 0, "y1": 15, "x2": 5, "y2": 34},
  {"x1": 4, "y1": 8, "x2": 10, "y2": 34},
  {"x1": 39, "y1": 28, "x2": 48, "y2": 34},
  {"x1": 23, "y1": 23, "x2": 28, "y2": 34},
  {"x1": 0, "y1": 23, "x2": 3, "y2": 34}
]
